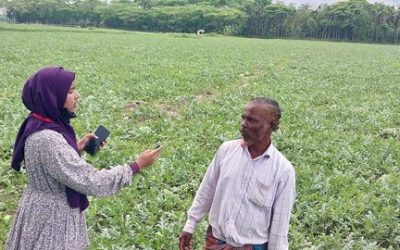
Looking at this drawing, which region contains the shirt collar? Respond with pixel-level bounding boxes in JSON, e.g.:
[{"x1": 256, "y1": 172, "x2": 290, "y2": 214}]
[
  {"x1": 242, "y1": 140, "x2": 274, "y2": 160},
  {"x1": 258, "y1": 143, "x2": 273, "y2": 160}
]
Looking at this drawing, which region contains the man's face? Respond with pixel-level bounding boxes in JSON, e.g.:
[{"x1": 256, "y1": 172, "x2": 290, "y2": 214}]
[{"x1": 240, "y1": 103, "x2": 274, "y2": 146}]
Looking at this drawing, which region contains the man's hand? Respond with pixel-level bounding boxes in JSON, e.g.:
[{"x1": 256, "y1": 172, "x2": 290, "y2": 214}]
[{"x1": 179, "y1": 231, "x2": 192, "y2": 250}]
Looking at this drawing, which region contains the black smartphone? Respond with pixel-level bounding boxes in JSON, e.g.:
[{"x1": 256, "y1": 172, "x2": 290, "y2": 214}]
[{"x1": 84, "y1": 125, "x2": 110, "y2": 156}]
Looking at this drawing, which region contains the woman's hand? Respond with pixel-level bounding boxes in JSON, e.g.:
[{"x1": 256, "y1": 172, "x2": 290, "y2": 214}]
[
  {"x1": 136, "y1": 147, "x2": 162, "y2": 170},
  {"x1": 77, "y1": 133, "x2": 106, "y2": 153}
]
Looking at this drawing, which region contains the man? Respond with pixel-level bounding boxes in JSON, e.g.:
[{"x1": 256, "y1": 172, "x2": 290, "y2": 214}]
[{"x1": 179, "y1": 97, "x2": 296, "y2": 250}]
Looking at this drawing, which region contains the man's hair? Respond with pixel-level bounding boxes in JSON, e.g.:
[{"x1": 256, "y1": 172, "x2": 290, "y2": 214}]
[{"x1": 250, "y1": 97, "x2": 282, "y2": 131}]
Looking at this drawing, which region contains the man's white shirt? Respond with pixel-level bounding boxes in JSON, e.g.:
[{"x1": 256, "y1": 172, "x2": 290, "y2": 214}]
[{"x1": 183, "y1": 139, "x2": 296, "y2": 249}]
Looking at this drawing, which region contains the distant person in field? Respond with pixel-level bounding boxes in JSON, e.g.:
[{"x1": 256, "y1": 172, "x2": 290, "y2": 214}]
[
  {"x1": 179, "y1": 97, "x2": 296, "y2": 250},
  {"x1": 6, "y1": 67, "x2": 161, "y2": 250}
]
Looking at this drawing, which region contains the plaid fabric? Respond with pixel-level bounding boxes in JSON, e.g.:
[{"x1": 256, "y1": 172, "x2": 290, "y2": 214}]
[{"x1": 204, "y1": 226, "x2": 267, "y2": 250}]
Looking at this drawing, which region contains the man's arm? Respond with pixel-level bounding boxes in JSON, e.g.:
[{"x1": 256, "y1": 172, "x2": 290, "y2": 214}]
[
  {"x1": 179, "y1": 146, "x2": 223, "y2": 250},
  {"x1": 182, "y1": 149, "x2": 222, "y2": 233},
  {"x1": 268, "y1": 167, "x2": 296, "y2": 250}
]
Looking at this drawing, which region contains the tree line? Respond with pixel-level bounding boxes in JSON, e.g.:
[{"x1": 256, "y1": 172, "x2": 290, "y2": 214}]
[{"x1": 1, "y1": 0, "x2": 399, "y2": 43}]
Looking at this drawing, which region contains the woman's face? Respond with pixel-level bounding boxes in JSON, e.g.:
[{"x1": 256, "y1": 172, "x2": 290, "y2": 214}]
[{"x1": 64, "y1": 82, "x2": 80, "y2": 112}]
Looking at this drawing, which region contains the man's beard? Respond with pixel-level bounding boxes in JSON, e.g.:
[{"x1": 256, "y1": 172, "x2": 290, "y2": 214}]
[{"x1": 241, "y1": 130, "x2": 265, "y2": 147}]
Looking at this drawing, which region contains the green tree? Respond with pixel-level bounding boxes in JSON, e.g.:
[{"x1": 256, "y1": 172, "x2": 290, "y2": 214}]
[
  {"x1": 292, "y1": 4, "x2": 317, "y2": 38},
  {"x1": 370, "y1": 3, "x2": 392, "y2": 42},
  {"x1": 241, "y1": 0, "x2": 271, "y2": 36},
  {"x1": 393, "y1": 7, "x2": 400, "y2": 43},
  {"x1": 264, "y1": 3, "x2": 295, "y2": 37}
]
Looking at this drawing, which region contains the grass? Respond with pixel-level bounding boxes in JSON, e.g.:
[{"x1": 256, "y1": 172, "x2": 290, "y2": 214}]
[{"x1": 0, "y1": 23, "x2": 399, "y2": 249}]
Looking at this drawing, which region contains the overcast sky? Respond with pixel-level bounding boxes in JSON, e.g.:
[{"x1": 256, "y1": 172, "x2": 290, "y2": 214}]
[{"x1": 274, "y1": 0, "x2": 400, "y2": 8}]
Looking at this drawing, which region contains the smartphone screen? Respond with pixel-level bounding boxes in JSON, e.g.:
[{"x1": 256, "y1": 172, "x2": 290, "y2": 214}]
[{"x1": 94, "y1": 125, "x2": 110, "y2": 142}]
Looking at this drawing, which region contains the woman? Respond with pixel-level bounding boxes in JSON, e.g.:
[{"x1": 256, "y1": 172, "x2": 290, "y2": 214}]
[{"x1": 6, "y1": 67, "x2": 161, "y2": 250}]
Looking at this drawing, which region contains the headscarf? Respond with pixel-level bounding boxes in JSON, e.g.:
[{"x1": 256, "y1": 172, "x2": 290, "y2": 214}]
[{"x1": 11, "y1": 66, "x2": 89, "y2": 211}]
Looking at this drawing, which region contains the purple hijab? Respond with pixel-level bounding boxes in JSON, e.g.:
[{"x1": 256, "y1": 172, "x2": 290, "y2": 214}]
[{"x1": 12, "y1": 67, "x2": 89, "y2": 211}]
